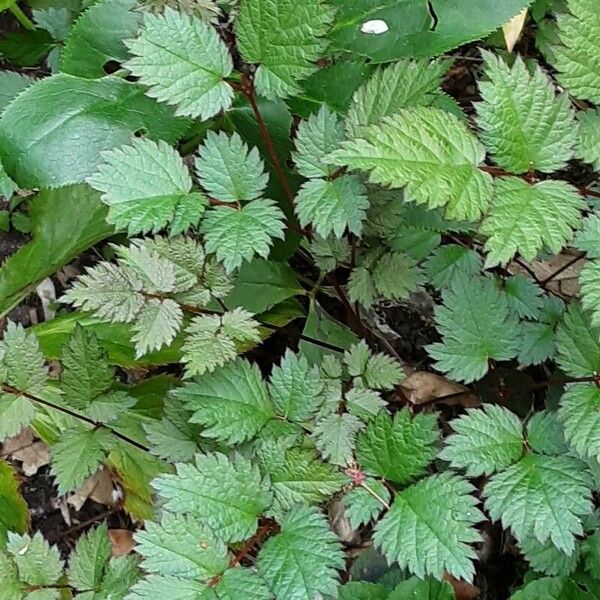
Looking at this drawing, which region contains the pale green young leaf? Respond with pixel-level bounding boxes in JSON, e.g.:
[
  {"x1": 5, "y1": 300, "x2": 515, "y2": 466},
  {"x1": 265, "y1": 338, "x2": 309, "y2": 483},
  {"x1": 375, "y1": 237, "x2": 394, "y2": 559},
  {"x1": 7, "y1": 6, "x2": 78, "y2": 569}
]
[
  {"x1": 51, "y1": 427, "x2": 113, "y2": 494},
  {"x1": 550, "y1": 0, "x2": 600, "y2": 103},
  {"x1": 0, "y1": 554, "x2": 21, "y2": 600},
  {"x1": 346, "y1": 58, "x2": 451, "y2": 137},
  {"x1": 87, "y1": 138, "x2": 205, "y2": 236},
  {"x1": 257, "y1": 505, "x2": 345, "y2": 599},
  {"x1": 236, "y1": 0, "x2": 334, "y2": 99},
  {"x1": 126, "y1": 574, "x2": 207, "y2": 599},
  {"x1": 201, "y1": 199, "x2": 286, "y2": 272},
  {"x1": 520, "y1": 535, "x2": 580, "y2": 576},
  {"x1": 262, "y1": 447, "x2": 347, "y2": 515},
  {"x1": 269, "y1": 350, "x2": 322, "y2": 422},
  {"x1": 67, "y1": 524, "x2": 111, "y2": 591},
  {"x1": 295, "y1": 175, "x2": 368, "y2": 239},
  {"x1": 427, "y1": 275, "x2": 521, "y2": 383},
  {"x1": 440, "y1": 405, "x2": 524, "y2": 477},
  {"x1": 176, "y1": 358, "x2": 274, "y2": 444},
  {"x1": 329, "y1": 107, "x2": 493, "y2": 222},
  {"x1": 577, "y1": 109, "x2": 600, "y2": 171},
  {"x1": 0, "y1": 71, "x2": 34, "y2": 111},
  {"x1": 484, "y1": 453, "x2": 594, "y2": 554},
  {"x1": 181, "y1": 309, "x2": 261, "y2": 378},
  {"x1": 135, "y1": 513, "x2": 229, "y2": 580},
  {"x1": 342, "y1": 478, "x2": 390, "y2": 530},
  {"x1": 374, "y1": 473, "x2": 484, "y2": 582},
  {"x1": 131, "y1": 298, "x2": 183, "y2": 357},
  {"x1": 424, "y1": 245, "x2": 482, "y2": 290},
  {"x1": 575, "y1": 214, "x2": 600, "y2": 258},
  {"x1": 0, "y1": 394, "x2": 35, "y2": 441},
  {"x1": 502, "y1": 275, "x2": 544, "y2": 319},
  {"x1": 348, "y1": 266, "x2": 376, "y2": 308},
  {"x1": 356, "y1": 409, "x2": 438, "y2": 485},
  {"x1": 345, "y1": 387, "x2": 387, "y2": 422},
  {"x1": 313, "y1": 413, "x2": 364, "y2": 466},
  {"x1": 558, "y1": 384, "x2": 600, "y2": 462},
  {"x1": 115, "y1": 242, "x2": 176, "y2": 293},
  {"x1": 481, "y1": 178, "x2": 582, "y2": 267},
  {"x1": 344, "y1": 341, "x2": 404, "y2": 390},
  {"x1": 195, "y1": 131, "x2": 269, "y2": 202},
  {"x1": 152, "y1": 452, "x2": 272, "y2": 543},
  {"x1": 293, "y1": 106, "x2": 344, "y2": 178},
  {"x1": 555, "y1": 303, "x2": 600, "y2": 377},
  {"x1": 526, "y1": 410, "x2": 569, "y2": 456},
  {"x1": 372, "y1": 252, "x2": 424, "y2": 301},
  {"x1": 476, "y1": 52, "x2": 577, "y2": 173},
  {"x1": 7, "y1": 532, "x2": 63, "y2": 586},
  {"x1": 126, "y1": 8, "x2": 233, "y2": 119}
]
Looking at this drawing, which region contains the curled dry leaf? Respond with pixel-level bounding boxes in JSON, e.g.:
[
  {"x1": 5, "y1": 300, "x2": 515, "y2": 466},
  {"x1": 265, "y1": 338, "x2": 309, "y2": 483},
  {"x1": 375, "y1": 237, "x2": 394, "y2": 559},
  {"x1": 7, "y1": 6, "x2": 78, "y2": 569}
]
[
  {"x1": 502, "y1": 8, "x2": 528, "y2": 52},
  {"x1": 2, "y1": 427, "x2": 50, "y2": 476},
  {"x1": 400, "y1": 371, "x2": 479, "y2": 407},
  {"x1": 67, "y1": 468, "x2": 118, "y2": 512},
  {"x1": 109, "y1": 528, "x2": 135, "y2": 556},
  {"x1": 444, "y1": 572, "x2": 481, "y2": 600},
  {"x1": 329, "y1": 499, "x2": 361, "y2": 544}
]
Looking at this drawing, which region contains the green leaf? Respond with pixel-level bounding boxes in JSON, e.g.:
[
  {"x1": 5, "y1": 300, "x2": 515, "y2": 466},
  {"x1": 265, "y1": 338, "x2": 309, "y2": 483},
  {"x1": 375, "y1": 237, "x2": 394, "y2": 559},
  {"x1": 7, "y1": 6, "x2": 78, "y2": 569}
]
[
  {"x1": 342, "y1": 478, "x2": 390, "y2": 530},
  {"x1": 519, "y1": 535, "x2": 580, "y2": 576},
  {"x1": 374, "y1": 473, "x2": 483, "y2": 581},
  {"x1": 577, "y1": 109, "x2": 600, "y2": 171},
  {"x1": 135, "y1": 513, "x2": 229, "y2": 580},
  {"x1": 196, "y1": 131, "x2": 269, "y2": 202},
  {"x1": 559, "y1": 384, "x2": 600, "y2": 462},
  {"x1": 510, "y1": 576, "x2": 594, "y2": 599},
  {"x1": 0, "y1": 74, "x2": 187, "y2": 188},
  {"x1": 33, "y1": 7, "x2": 71, "y2": 41},
  {"x1": 51, "y1": 427, "x2": 113, "y2": 494},
  {"x1": 0, "y1": 70, "x2": 34, "y2": 111},
  {"x1": 152, "y1": 452, "x2": 272, "y2": 543},
  {"x1": 428, "y1": 274, "x2": 522, "y2": 383},
  {"x1": 176, "y1": 358, "x2": 274, "y2": 444},
  {"x1": 126, "y1": 575, "x2": 207, "y2": 599},
  {"x1": 236, "y1": 0, "x2": 334, "y2": 99},
  {"x1": 550, "y1": 0, "x2": 600, "y2": 103},
  {"x1": 425, "y1": 245, "x2": 482, "y2": 290},
  {"x1": 371, "y1": 252, "x2": 424, "y2": 301},
  {"x1": 346, "y1": 58, "x2": 451, "y2": 137},
  {"x1": 526, "y1": 410, "x2": 569, "y2": 456},
  {"x1": 345, "y1": 387, "x2": 387, "y2": 421},
  {"x1": 440, "y1": 405, "x2": 524, "y2": 477},
  {"x1": 484, "y1": 453, "x2": 594, "y2": 554},
  {"x1": 391, "y1": 577, "x2": 456, "y2": 599},
  {"x1": 339, "y1": 582, "x2": 389, "y2": 600},
  {"x1": 257, "y1": 505, "x2": 344, "y2": 599},
  {"x1": 88, "y1": 138, "x2": 205, "y2": 236},
  {"x1": 0, "y1": 185, "x2": 114, "y2": 318},
  {"x1": 125, "y1": 8, "x2": 233, "y2": 119},
  {"x1": 476, "y1": 52, "x2": 576, "y2": 173},
  {"x1": 7, "y1": 532, "x2": 63, "y2": 586},
  {"x1": 60, "y1": 0, "x2": 140, "y2": 78},
  {"x1": 329, "y1": 107, "x2": 492, "y2": 222},
  {"x1": 579, "y1": 260, "x2": 600, "y2": 328},
  {"x1": 555, "y1": 304, "x2": 600, "y2": 377},
  {"x1": 262, "y1": 447, "x2": 347, "y2": 514},
  {"x1": 502, "y1": 275, "x2": 544, "y2": 319},
  {"x1": 181, "y1": 309, "x2": 261, "y2": 378},
  {"x1": 202, "y1": 199, "x2": 286, "y2": 272},
  {"x1": 481, "y1": 177, "x2": 582, "y2": 267},
  {"x1": 67, "y1": 524, "x2": 112, "y2": 591},
  {"x1": 344, "y1": 341, "x2": 405, "y2": 390},
  {"x1": 0, "y1": 29, "x2": 53, "y2": 67},
  {"x1": 0, "y1": 460, "x2": 28, "y2": 547},
  {"x1": 575, "y1": 214, "x2": 600, "y2": 258},
  {"x1": 0, "y1": 553, "x2": 21, "y2": 600},
  {"x1": 132, "y1": 298, "x2": 183, "y2": 358},
  {"x1": 329, "y1": 0, "x2": 532, "y2": 61},
  {"x1": 295, "y1": 175, "x2": 369, "y2": 239},
  {"x1": 269, "y1": 350, "x2": 322, "y2": 422},
  {"x1": 356, "y1": 409, "x2": 438, "y2": 485},
  {"x1": 313, "y1": 413, "x2": 364, "y2": 466}
]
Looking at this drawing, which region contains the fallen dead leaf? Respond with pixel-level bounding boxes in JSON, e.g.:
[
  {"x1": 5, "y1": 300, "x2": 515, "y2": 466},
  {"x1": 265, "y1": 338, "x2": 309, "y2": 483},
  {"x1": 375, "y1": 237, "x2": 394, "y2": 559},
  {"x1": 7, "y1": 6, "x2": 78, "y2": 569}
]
[
  {"x1": 444, "y1": 573, "x2": 480, "y2": 600},
  {"x1": 109, "y1": 529, "x2": 135, "y2": 556},
  {"x1": 502, "y1": 8, "x2": 528, "y2": 52},
  {"x1": 329, "y1": 500, "x2": 360, "y2": 545},
  {"x1": 67, "y1": 468, "x2": 117, "y2": 512},
  {"x1": 400, "y1": 372, "x2": 479, "y2": 408},
  {"x1": 2, "y1": 428, "x2": 50, "y2": 476}
]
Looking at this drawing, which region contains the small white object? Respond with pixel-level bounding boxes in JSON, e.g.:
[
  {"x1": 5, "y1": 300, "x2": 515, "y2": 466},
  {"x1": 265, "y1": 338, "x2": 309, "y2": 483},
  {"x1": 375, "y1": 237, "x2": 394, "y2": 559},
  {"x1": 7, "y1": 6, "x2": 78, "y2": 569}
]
[{"x1": 361, "y1": 19, "x2": 389, "y2": 34}]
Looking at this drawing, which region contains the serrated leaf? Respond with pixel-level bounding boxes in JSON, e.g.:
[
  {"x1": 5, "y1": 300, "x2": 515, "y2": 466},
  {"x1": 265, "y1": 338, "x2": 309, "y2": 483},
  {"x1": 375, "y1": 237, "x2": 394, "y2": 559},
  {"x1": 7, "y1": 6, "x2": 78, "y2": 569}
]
[
  {"x1": 374, "y1": 473, "x2": 484, "y2": 581},
  {"x1": 0, "y1": 553, "x2": 21, "y2": 600},
  {"x1": 476, "y1": 52, "x2": 577, "y2": 173},
  {"x1": 143, "y1": 417, "x2": 200, "y2": 463},
  {"x1": 550, "y1": 0, "x2": 600, "y2": 103},
  {"x1": 339, "y1": 581, "x2": 388, "y2": 600},
  {"x1": 440, "y1": 405, "x2": 524, "y2": 477},
  {"x1": 519, "y1": 296, "x2": 565, "y2": 366},
  {"x1": 152, "y1": 452, "x2": 272, "y2": 543},
  {"x1": 33, "y1": 7, "x2": 71, "y2": 41},
  {"x1": 126, "y1": 574, "x2": 207, "y2": 599},
  {"x1": 313, "y1": 413, "x2": 364, "y2": 466},
  {"x1": 510, "y1": 576, "x2": 593, "y2": 599},
  {"x1": 257, "y1": 505, "x2": 344, "y2": 599},
  {"x1": 342, "y1": 478, "x2": 390, "y2": 530},
  {"x1": 67, "y1": 524, "x2": 112, "y2": 591},
  {"x1": 356, "y1": 409, "x2": 438, "y2": 485},
  {"x1": 424, "y1": 245, "x2": 482, "y2": 289},
  {"x1": 555, "y1": 304, "x2": 600, "y2": 377},
  {"x1": 577, "y1": 109, "x2": 600, "y2": 171},
  {"x1": 502, "y1": 275, "x2": 544, "y2": 319},
  {"x1": 181, "y1": 310, "x2": 261, "y2": 378},
  {"x1": 0, "y1": 393, "x2": 35, "y2": 442},
  {"x1": 372, "y1": 252, "x2": 424, "y2": 301},
  {"x1": 195, "y1": 131, "x2": 269, "y2": 202},
  {"x1": 268, "y1": 350, "x2": 322, "y2": 422},
  {"x1": 559, "y1": 384, "x2": 600, "y2": 462},
  {"x1": 345, "y1": 387, "x2": 387, "y2": 421},
  {"x1": 391, "y1": 577, "x2": 456, "y2": 599},
  {"x1": 131, "y1": 298, "x2": 183, "y2": 357},
  {"x1": 0, "y1": 460, "x2": 28, "y2": 546},
  {"x1": 7, "y1": 532, "x2": 63, "y2": 586},
  {"x1": 51, "y1": 427, "x2": 113, "y2": 494},
  {"x1": 348, "y1": 266, "x2": 376, "y2": 308},
  {"x1": 87, "y1": 138, "x2": 204, "y2": 236},
  {"x1": 201, "y1": 199, "x2": 286, "y2": 272},
  {"x1": 295, "y1": 175, "x2": 369, "y2": 239},
  {"x1": 176, "y1": 358, "x2": 273, "y2": 444},
  {"x1": 484, "y1": 453, "x2": 594, "y2": 554},
  {"x1": 526, "y1": 410, "x2": 569, "y2": 456},
  {"x1": 135, "y1": 513, "x2": 228, "y2": 580},
  {"x1": 481, "y1": 177, "x2": 582, "y2": 267},
  {"x1": 0, "y1": 74, "x2": 187, "y2": 188},
  {"x1": 293, "y1": 106, "x2": 344, "y2": 178},
  {"x1": 520, "y1": 535, "x2": 580, "y2": 576},
  {"x1": 344, "y1": 341, "x2": 404, "y2": 390},
  {"x1": 125, "y1": 8, "x2": 233, "y2": 119},
  {"x1": 346, "y1": 58, "x2": 451, "y2": 137},
  {"x1": 0, "y1": 70, "x2": 34, "y2": 111},
  {"x1": 329, "y1": 107, "x2": 492, "y2": 221},
  {"x1": 236, "y1": 0, "x2": 334, "y2": 99},
  {"x1": 575, "y1": 214, "x2": 600, "y2": 258}
]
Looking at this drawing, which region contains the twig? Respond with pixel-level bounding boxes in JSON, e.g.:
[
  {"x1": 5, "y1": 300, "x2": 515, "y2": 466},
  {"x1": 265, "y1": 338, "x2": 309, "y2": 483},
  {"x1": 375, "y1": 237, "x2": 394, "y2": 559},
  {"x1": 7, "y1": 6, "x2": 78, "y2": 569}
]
[
  {"x1": 539, "y1": 251, "x2": 585, "y2": 285},
  {"x1": 359, "y1": 481, "x2": 390, "y2": 510}
]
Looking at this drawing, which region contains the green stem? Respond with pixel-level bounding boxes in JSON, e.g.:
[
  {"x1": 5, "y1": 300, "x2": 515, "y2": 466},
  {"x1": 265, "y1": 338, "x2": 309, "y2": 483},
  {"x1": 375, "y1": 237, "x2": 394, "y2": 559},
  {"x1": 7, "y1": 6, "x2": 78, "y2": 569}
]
[{"x1": 8, "y1": 1, "x2": 35, "y2": 30}]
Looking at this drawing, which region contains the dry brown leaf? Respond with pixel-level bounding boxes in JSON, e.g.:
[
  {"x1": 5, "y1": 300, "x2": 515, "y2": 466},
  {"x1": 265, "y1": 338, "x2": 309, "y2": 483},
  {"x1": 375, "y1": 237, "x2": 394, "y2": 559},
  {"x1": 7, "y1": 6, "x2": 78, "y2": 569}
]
[
  {"x1": 67, "y1": 468, "x2": 117, "y2": 511},
  {"x1": 444, "y1": 573, "x2": 480, "y2": 600},
  {"x1": 2, "y1": 428, "x2": 50, "y2": 476},
  {"x1": 502, "y1": 8, "x2": 528, "y2": 52},
  {"x1": 400, "y1": 372, "x2": 479, "y2": 408},
  {"x1": 109, "y1": 529, "x2": 135, "y2": 556},
  {"x1": 328, "y1": 500, "x2": 360, "y2": 545}
]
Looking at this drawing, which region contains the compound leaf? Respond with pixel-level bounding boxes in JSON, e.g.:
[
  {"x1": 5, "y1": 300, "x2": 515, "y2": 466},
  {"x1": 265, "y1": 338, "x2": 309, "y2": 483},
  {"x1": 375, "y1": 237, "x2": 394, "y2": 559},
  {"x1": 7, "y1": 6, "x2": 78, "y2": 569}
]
[{"x1": 559, "y1": 384, "x2": 600, "y2": 462}]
